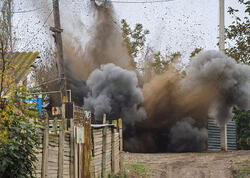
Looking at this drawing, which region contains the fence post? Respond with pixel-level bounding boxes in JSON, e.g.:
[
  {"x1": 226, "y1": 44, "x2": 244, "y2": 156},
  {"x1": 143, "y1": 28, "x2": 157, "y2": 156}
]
[
  {"x1": 118, "y1": 118, "x2": 123, "y2": 171},
  {"x1": 101, "y1": 114, "x2": 107, "y2": 178},
  {"x1": 70, "y1": 119, "x2": 74, "y2": 178},
  {"x1": 41, "y1": 113, "x2": 49, "y2": 178},
  {"x1": 84, "y1": 116, "x2": 91, "y2": 178},
  {"x1": 111, "y1": 120, "x2": 117, "y2": 174},
  {"x1": 74, "y1": 125, "x2": 78, "y2": 178},
  {"x1": 58, "y1": 118, "x2": 65, "y2": 178}
]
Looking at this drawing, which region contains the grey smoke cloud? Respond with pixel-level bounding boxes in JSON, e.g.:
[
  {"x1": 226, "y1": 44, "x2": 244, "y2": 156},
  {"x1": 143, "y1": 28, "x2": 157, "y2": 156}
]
[
  {"x1": 182, "y1": 50, "x2": 250, "y2": 125},
  {"x1": 84, "y1": 63, "x2": 146, "y2": 124},
  {"x1": 169, "y1": 118, "x2": 207, "y2": 152},
  {"x1": 131, "y1": 50, "x2": 250, "y2": 152}
]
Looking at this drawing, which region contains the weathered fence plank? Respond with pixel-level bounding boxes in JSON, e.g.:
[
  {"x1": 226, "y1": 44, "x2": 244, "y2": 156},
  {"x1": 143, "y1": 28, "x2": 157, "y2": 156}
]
[
  {"x1": 70, "y1": 119, "x2": 74, "y2": 178},
  {"x1": 84, "y1": 116, "x2": 91, "y2": 178},
  {"x1": 58, "y1": 118, "x2": 65, "y2": 178},
  {"x1": 118, "y1": 118, "x2": 123, "y2": 171},
  {"x1": 41, "y1": 113, "x2": 49, "y2": 178}
]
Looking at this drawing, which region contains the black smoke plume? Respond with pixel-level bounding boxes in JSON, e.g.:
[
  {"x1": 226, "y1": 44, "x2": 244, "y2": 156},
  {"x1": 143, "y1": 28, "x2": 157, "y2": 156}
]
[
  {"x1": 84, "y1": 63, "x2": 146, "y2": 125},
  {"x1": 169, "y1": 118, "x2": 207, "y2": 152}
]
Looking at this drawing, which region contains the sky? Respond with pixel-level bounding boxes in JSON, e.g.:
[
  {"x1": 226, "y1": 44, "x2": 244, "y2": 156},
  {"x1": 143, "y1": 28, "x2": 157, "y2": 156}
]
[{"x1": 12, "y1": 0, "x2": 245, "y2": 64}]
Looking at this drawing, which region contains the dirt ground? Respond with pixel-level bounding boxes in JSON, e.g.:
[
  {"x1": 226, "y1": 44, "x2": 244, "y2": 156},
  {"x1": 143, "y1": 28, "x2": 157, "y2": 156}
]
[{"x1": 123, "y1": 150, "x2": 250, "y2": 178}]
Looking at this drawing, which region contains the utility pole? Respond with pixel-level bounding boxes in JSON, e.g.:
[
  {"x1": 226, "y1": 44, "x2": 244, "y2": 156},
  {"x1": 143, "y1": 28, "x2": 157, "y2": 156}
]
[
  {"x1": 51, "y1": 2, "x2": 66, "y2": 177},
  {"x1": 51, "y1": 0, "x2": 67, "y2": 103},
  {"x1": 219, "y1": 0, "x2": 227, "y2": 151},
  {"x1": 219, "y1": 0, "x2": 225, "y2": 51}
]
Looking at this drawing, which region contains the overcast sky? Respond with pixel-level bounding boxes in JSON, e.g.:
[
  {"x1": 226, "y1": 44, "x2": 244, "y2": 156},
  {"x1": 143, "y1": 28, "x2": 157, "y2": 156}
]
[{"x1": 12, "y1": 0, "x2": 245, "y2": 63}]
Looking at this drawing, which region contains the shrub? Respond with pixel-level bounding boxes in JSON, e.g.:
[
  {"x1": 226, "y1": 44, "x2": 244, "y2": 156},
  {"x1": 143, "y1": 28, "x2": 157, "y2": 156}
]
[{"x1": 0, "y1": 87, "x2": 41, "y2": 178}]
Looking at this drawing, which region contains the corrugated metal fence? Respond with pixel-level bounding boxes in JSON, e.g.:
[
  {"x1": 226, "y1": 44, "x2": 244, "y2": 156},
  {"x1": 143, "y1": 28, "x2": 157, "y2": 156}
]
[{"x1": 207, "y1": 119, "x2": 237, "y2": 151}]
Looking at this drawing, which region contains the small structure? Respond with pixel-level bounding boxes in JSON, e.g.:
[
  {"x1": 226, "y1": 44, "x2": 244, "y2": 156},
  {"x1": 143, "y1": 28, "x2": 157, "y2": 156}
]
[{"x1": 207, "y1": 119, "x2": 237, "y2": 151}]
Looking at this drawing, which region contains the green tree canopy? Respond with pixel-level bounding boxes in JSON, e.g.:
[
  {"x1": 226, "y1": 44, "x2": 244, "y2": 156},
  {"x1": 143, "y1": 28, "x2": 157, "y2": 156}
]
[
  {"x1": 121, "y1": 19, "x2": 149, "y2": 68},
  {"x1": 225, "y1": 0, "x2": 249, "y2": 64},
  {"x1": 226, "y1": 0, "x2": 250, "y2": 150}
]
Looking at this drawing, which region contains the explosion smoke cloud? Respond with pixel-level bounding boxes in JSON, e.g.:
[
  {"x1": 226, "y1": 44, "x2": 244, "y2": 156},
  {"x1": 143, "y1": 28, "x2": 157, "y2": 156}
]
[
  {"x1": 84, "y1": 63, "x2": 146, "y2": 125},
  {"x1": 62, "y1": 1, "x2": 131, "y2": 106},
  {"x1": 39, "y1": 0, "x2": 250, "y2": 153},
  {"x1": 127, "y1": 50, "x2": 250, "y2": 152},
  {"x1": 169, "y1": 118, "x2": 207, "y2": 152}
]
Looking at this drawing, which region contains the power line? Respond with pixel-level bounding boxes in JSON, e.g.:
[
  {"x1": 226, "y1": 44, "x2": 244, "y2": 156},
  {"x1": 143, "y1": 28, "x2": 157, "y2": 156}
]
[
  {"x1": 12, "y1": 3, "x2": 52, "y2": 14},
  {"x1": 12, "y1": 7, "x2": 46, "y2": 14},
  {"x1": 20, "y1": 10, "x2": 53, "y2": 51},
  {"x1": 95, "y1": 0, "x2": 174, "y2": 3}
]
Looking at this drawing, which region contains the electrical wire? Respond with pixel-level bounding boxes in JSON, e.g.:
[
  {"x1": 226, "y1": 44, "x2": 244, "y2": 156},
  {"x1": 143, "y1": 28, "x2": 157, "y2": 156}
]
[
  {"x1": 95, "y1": 0, "x2": 174, "y2": 3},
  {"x1": 12, "y1": 7, "x2": 46, "y2": 14},
  {"x1": 33, "y1": 78, "x2": 66, "y2": 88},
  {"x1": 12, "y1": 3, "x2": 53, "y2": 14},
  {"x1": 20, "y1": 10, "x2": 53, "y2": 51}
]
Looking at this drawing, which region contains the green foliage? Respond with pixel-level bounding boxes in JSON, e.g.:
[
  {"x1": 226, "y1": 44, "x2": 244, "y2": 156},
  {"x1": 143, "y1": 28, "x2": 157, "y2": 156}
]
[
  {"x1": 226, "y1": 0, "x2": 250, "y2": 150},
  {"x1": 0, "y1": 86, "x2": 41, "y2": 178},
  {"x1": 190, "y1": 48, "x2": 203, "y2": 58},
  {"x1": 124, "y1": 161, "x2": 154, "y2": 177},
  {"x1": 152, "y1": 51, "x2": 181, "y2": 75},
  {"x1": 108, "y1": 173, "x2": 128, "y2": 178},
  {"x1": 232, "y1": 109, "x2": 250, "y2": 150},
  {"x1": 121, "y1": 19, "x2": 149, "y2": 68},
  {"x1": 231, "y1": 160, "x2": 250, "y2": 178},
  {"x1": 225, "y1": 0, "x2": 249, "y2": 64},
  {"x1": 0, "y1": 116, "x2": 40, "y2": 178}
]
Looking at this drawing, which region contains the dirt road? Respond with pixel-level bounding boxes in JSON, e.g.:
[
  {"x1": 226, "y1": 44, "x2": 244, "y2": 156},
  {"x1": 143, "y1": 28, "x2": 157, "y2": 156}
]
[{"x1": 123, "y1": 150, "x2": 250, "y2": 178}]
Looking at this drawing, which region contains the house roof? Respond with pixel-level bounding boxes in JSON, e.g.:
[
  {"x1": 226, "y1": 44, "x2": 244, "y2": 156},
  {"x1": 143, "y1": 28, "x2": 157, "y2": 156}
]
[{"x1": 0, "y1": 51, "x2": 39, "y2": 95}]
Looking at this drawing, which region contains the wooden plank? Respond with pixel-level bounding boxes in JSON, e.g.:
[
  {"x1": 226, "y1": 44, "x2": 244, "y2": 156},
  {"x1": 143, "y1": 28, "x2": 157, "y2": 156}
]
[
  {"x1": 41, "y1": 113, "x2": 49, "y2": 178},
  {"x1": 118, "y1": 118, "x2": 123, "y2": 171},
  {"x1": 58, "y1": 118, "x2": 65, "y2": 178},
  {"x1": 79, "y1": 142, "x2": 84, "y2": 178},
  {"x1": 70, "y1": 119, "x2": 74, "y2": 178},
  {"x1": 101, "y1": 124, "x2": 107, "y2": 178},
  {"x1": 83, "y1": 116, "x2": 91, "y2": 178},
  {"x1": 74, "y1": 127, "x2": 78, "y2": 178},
  {"x1": 111, "y1": 121, "x2": 115, "y2": 174}
]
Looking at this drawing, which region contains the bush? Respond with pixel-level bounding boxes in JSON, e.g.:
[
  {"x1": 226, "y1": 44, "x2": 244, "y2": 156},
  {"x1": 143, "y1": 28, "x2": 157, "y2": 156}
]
[
  {"x1": 233, "y1": 109, "x2": 250, "y2": 150},
  {"x1": 0, "y1": 87, "x2": 41, "y2": 178}
]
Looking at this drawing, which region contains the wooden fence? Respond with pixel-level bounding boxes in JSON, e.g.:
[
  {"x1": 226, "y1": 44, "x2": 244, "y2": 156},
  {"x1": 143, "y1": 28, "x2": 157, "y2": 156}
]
[
  {"x1": 35, "y1": 106, "x2": 123, "y2": 178},
  {"x1": 90, "y1": 119, "x2": 123, "y2": 177}
]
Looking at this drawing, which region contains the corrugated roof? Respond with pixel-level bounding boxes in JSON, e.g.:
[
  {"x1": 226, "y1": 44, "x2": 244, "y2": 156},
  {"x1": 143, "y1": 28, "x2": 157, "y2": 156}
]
[{"x1": 0, "y1": 52, "x2": 39, "y2": 95}]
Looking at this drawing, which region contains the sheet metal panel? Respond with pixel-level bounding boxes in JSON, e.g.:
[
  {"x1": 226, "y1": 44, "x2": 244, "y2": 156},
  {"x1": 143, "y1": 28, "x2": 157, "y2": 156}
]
[{"x1": 207, "y1": 119, "x2": 237, "y2": 151}]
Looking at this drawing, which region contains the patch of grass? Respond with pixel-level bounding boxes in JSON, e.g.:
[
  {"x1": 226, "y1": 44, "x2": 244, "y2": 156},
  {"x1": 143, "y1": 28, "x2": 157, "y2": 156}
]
[
  {"x1": 108, "y1": 173, "x2": 128, "y2": 178},
  {"x1": 232, "y1": 160, "x2": 250, "y2": 178},
  {"x1": 124, "y1": 162, "x2": 154, "y2": 177}
]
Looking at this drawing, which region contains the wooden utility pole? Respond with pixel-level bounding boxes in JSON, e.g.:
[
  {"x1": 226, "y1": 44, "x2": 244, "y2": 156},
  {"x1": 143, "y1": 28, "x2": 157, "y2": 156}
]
[
  {"x1": 51, "y1": 1, "x2": 67, "y2": 177},
  {"x1": 219, "y1": 0, "x2": 227, "y2": 151},
  {"x1": 51, "y1": 0, "x2": 67, "y2": 103},
  {"x1": 219, "y1": 0, "x2": 225, "y2": 51}
]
